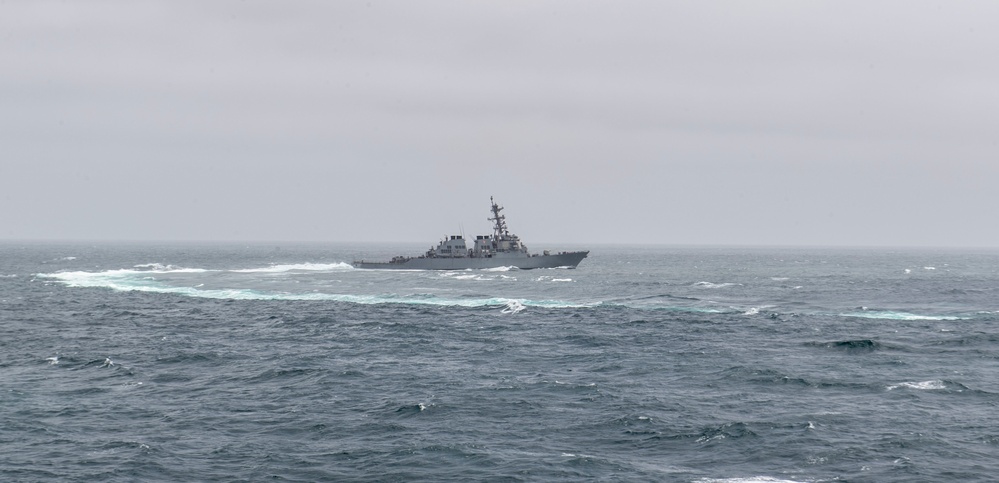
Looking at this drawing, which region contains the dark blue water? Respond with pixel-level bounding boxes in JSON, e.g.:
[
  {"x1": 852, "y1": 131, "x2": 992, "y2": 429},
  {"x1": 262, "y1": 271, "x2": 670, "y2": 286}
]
[{"x1": 3, "y1": 242, "x2": 998, "y2": 481}]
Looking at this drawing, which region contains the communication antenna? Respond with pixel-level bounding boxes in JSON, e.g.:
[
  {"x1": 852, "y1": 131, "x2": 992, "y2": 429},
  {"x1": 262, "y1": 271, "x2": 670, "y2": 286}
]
[{"x1": 488, "y1": 196, "x2": 509, "y2": 237}]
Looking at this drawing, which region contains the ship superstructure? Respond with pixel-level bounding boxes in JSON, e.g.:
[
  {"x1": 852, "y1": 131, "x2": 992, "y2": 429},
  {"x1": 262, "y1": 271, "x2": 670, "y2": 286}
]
[{"x1": 352, "y1": 197, "x2": 588, "y2": 270}]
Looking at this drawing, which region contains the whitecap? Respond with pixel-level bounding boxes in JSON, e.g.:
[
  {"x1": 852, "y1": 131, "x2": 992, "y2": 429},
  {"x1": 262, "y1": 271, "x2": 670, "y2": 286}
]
[
  {"x1": 695, "y1": 478, "x2": 802, "y2": 483},
  {"x1": 536, "y1": 275, "x2": 573, "y2": 282},
  {"x1": 839, "y1": 310, "x2": 965, "y2": 321},
  {"x1": 694, "y1": 281, "x2": 739, "y2": 289},
  {"x1": 696, "y1": 434, "x2": 725, "y2": 444},
  {"x1": 886, "y1": 380, "x2": 946, "y2": 391},
  {"x1": 923, "y1": 266, "x2": 936, "y2": 270},
  {"x1": 131, "y1": 263, "x2": 209, "y2": 273},
  {"x1": 133, "y1": 263, "x2": 164, "y2": 269},
  {"x1": 482, "y1": 266, "x2": 516, "y2": 272},
  {"x1": 46, "y1": 356, "x2": 59, "y2": 365},
  {"x1": 500, "y1": 299, "x2": 526, "y2": 314}
]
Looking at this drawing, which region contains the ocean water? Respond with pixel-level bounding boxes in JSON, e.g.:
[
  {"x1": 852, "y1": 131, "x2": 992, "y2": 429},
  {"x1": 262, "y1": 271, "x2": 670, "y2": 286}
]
[{"x1": 2, "y1": 242, "x2": 998, "y2": 482}]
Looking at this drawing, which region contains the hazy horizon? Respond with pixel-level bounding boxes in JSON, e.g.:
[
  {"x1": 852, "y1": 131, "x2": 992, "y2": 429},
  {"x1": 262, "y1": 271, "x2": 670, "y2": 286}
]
[{"x1": 3, "y1": 1, "x2": 997, "y2": 248}]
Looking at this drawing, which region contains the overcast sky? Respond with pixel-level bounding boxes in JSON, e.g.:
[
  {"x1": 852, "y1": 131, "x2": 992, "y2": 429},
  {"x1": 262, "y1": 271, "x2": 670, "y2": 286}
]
[{"x1": 2, "y1": 1, "x2": 997, "y2": 247}]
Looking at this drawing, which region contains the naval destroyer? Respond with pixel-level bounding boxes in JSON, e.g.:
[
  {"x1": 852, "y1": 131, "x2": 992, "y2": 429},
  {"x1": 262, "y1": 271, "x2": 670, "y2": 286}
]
[{"x1": 352, "y1": 198, "x2": 588, "y2": 270}]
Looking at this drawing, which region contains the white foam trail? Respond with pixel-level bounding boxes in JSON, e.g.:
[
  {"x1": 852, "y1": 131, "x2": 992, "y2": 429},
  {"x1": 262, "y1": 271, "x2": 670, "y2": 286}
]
[
  {"x1": 230, "y1": 262, "x2": 354, "y2": 273},
  {"x1": 40, "y1": 268, "x2": 175, "y2": 291},
  {"x1": 39, "y1": 260, "x2": 354, "y2": 288},
  {"x1": 132, "y1": 263, "x2": 210, "y2": 273},
  {"x1": 38, "y1": 268, "x2": 591, "y2": 309},
  {"x1": 83, "y1": 262, "x2": 351, "y2": 275}
]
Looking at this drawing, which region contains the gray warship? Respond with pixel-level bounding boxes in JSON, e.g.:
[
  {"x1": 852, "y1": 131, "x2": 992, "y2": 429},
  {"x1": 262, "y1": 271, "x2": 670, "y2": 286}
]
[{"x1": 352, "y1": 197, "x2": 588, "y2": 270}]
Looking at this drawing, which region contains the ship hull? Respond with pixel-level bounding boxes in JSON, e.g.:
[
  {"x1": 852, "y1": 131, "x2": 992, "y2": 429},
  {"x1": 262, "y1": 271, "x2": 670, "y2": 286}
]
[{"x1": 353, "y1": 251, "x2": 588, "y2": 270}]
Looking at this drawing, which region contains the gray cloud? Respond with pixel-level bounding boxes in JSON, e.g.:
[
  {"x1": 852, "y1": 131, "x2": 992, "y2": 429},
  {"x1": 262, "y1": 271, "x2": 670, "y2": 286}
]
[{"x1": 2, "y1": 1, "x2": 997, "y2": 246}]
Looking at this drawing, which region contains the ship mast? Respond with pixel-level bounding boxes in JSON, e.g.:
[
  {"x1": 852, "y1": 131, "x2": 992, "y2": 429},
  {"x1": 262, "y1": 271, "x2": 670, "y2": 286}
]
[{"x1": 488, "y1": 196, "x2": 508, "y2": 238}]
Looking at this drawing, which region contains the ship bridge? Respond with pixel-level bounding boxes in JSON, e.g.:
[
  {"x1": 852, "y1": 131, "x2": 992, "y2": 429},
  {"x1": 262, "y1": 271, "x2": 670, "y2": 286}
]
[{"x1": 431, "y1": 235, "x2": 469, "y2": 258}]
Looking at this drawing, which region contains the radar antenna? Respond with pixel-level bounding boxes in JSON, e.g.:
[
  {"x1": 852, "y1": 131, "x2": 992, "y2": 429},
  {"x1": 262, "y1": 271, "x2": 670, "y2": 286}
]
[{"x1": 488, "y1": 196, "x2": 509, "y2": 237}]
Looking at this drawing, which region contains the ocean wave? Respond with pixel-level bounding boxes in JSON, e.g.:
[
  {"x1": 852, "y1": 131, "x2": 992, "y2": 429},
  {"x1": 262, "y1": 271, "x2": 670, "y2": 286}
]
[
  {"x1": 131, "y1": 263, "x2": 210, "y2": 273},
  {"x1": 450, "y1": 273, "x2": 489, "y2": 281},
  {"x1": 887, "y1": 380, "x2": 947, "y2": 391},
  {"x1": 694, "y1": 281, "x2": 741, "y2": 289},
  {"x1": 536, "y1": 275, "x2": 573, "y2": 282},
  {"x1": 806, "y1": 339, "x2": 883, "y2": 351},
  {"x1": 600, "y1": 302, "x2": 730, "y2": 314},
  {"x1": 695, "y1": 478, "x2": 803, "y2": 483},
  {"x1": 440, "y1": 271, "x2": 517, "y2": 282},
  {"x1": 884, "y1": 379, "x2": 973, "y2": 392},
  {"x1": 838, "y1": 309, "x2": 967, "y2": 321},
  {"x1": 501, "y1": 299, "x2": 526, "y2": 314},
  {"x1": 481, "y1": 266, "x2": 517, "y2": 272},
  {"x1": 694, "y1": 422, "x2": 758, "y2": 444}
]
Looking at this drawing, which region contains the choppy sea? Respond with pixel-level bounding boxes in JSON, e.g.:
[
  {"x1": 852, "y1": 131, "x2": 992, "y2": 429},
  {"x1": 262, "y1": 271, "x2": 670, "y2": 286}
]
[{"x1": 2, "y1": 242, "x2": 998, "y2": 482}]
